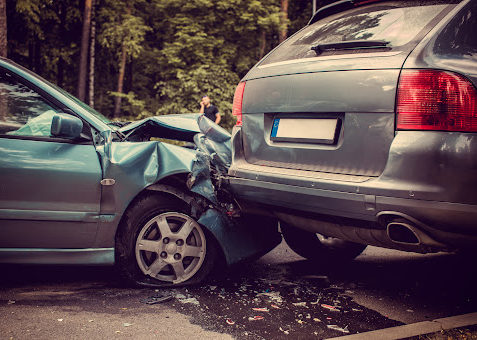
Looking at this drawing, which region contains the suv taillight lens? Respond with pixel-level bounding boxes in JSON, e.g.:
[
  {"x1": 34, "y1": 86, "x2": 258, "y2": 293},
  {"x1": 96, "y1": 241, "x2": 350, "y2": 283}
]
[
  {"x1": 397, "y1": 69, "x2": 477, "y2": 132},
  {"x1": 232, "y1": 82, "x2": 246, "y2": 126}
]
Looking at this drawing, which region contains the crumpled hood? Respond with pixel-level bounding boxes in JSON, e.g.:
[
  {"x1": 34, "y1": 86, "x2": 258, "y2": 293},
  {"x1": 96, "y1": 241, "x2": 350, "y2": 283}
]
[{"x1": 119, "y1": 113, "x2": 202, "y2": 142}]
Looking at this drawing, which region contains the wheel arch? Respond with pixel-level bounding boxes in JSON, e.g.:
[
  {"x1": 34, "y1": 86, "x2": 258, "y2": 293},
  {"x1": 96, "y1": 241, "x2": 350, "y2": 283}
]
[{"x1": 114, "y1": 173, "x2": 228, "y2": 265}]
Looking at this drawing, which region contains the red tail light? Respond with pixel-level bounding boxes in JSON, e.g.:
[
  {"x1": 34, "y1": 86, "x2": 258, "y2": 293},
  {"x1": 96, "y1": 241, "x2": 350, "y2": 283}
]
[
  {"x1": 232, "y1": 82, "x2": 246, "y2": 126},
  {"x1": 397, "y1": 69, "x2": 477, "y2": 132}
]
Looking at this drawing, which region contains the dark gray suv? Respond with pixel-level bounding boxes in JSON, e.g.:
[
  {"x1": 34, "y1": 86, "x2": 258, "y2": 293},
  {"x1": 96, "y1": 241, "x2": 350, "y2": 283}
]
[{"x1": 228, "y1": 0, "x2": 477, "y2": 261}]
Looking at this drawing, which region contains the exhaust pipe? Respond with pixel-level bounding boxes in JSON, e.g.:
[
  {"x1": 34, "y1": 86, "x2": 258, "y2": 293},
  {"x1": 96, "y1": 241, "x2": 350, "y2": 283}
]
[
  {"x1": 387, "y1": 220, "x2": 420, "y2": 245},
  {"x1": 386, "y1": 218, "x2": 446, "y2": 249},
  {"x1": 275, "y1": 212, "x2": 448, "y2": 254}
]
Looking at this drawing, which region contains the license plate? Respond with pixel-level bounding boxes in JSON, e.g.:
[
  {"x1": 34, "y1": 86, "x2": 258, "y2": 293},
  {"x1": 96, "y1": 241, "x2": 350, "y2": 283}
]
[{"x1": 270, "y1": 118, "x2": 339, "y2": 144}]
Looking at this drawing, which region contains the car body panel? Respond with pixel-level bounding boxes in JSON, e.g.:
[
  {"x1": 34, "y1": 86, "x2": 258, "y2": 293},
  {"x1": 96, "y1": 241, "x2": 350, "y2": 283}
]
[
  {"x1": 0, "y1": 58, "x2": 281, "y2": 267},
  {"x1": 119, "y1": 113, "x2": 201, "y2": 142},
  {"x1": 228, "y1": 0, "x2": 477, "y2": 252},
  {"x1": 241, "y1": 69, "x2": 398, "y2": 176},
  {"x1": 0, "y1": 138, "x2": 102, "y2": 248}
]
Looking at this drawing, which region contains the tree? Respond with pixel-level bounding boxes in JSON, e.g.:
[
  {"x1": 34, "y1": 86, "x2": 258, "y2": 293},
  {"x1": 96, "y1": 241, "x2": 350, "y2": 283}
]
[
  {"x1": 7, "y1": 0, "x2": 320, "y2": 126},
  {"x1": 77, "y1": 0, "x2": 92, "y2": 102},
  {"x1": 0, "y1": 0, "x2": 6, "y2": 57},
  {"x1": 88, "y1": 0, "x2": 96, "y2": 107},
  {"x1": 99, "y1": 0, "x2": 151, "y2": 117},
  {"x1": 279, "y1": 0, "x2": 289, "y2": 43}
]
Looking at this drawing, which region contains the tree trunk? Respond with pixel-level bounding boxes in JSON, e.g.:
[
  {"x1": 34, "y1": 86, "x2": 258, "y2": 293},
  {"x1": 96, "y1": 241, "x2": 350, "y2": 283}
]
[
  {"x1": 113, "y1": 45, "x2": 127, "y2": 117},
  {"x1": 88, "y1": 0, "x2": 96, "y2": 108},
  {"x1": 258, "y1": 30, "x2": 267, "y2": 60},
  {"x1": 0, "y1": 0, "x2": 7, "y2": 58},
  {"x1": 77, "y1": 0, "x2": 92, "y2": 102},
  {"x1": 0, "y1": 0, "x2": 6, "y2": 121},
  {"x1": 113, "y1": 5, "x2": 132, "y2": 118},
  {"x1": 279, "y1": 0, "x2": 289, "y2": 43}
]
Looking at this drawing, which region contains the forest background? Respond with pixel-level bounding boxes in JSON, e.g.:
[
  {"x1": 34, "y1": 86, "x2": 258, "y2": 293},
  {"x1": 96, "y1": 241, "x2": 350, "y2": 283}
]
[{"x1": 0, "y1": 0, "x2": 334, "y2": 129}]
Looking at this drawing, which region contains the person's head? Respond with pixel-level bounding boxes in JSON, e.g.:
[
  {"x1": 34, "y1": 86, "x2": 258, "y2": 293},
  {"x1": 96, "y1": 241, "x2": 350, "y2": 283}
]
[{"x1": 201, "y1": 95, "x2": 211, "y2": 106}]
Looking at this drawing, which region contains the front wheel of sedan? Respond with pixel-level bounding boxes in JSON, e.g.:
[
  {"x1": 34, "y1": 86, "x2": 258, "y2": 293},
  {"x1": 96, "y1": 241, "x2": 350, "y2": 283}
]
[
  {"x1": 115, "y1": 194, "x2": 220, "y2": 287},
  {"x1": 281, "y1": 222, "x2": 366, "y2": 263}
]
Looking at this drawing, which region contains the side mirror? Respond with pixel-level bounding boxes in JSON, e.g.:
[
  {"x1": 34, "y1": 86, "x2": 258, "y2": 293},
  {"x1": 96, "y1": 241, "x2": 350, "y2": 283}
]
[{"x1": 51, "y1": 113, "x2": 83, "y2": 139}]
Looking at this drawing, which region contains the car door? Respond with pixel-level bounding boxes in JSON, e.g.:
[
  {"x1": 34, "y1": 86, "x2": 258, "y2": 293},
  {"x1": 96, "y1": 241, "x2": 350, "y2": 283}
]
[{"x1": 0, "y1": 68, "x2": 102, "y2": 248}]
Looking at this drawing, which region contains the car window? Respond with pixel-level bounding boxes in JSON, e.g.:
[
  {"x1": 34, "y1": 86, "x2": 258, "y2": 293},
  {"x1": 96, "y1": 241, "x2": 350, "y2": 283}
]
[
  {"x1": 0, "y1": 72, "x2": 60, "y2": 137},
  {"x1": 261, "y1": 1, "x2": 458, "y2": 66},
  {"x1": 433, "y1": 1, "x2": 477, "y2": 59}
]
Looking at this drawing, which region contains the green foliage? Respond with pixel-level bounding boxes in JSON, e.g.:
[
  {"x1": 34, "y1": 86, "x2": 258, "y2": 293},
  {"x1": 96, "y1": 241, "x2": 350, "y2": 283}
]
[{"x1": 7, "y1": 0, "x2": 316, "y2": 131}]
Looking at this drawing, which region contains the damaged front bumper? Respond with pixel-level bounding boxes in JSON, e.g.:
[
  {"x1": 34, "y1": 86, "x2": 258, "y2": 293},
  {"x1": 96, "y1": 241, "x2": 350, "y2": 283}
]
[{"x1": 98, "y1": 114, "x2": 281, "y2": 266}]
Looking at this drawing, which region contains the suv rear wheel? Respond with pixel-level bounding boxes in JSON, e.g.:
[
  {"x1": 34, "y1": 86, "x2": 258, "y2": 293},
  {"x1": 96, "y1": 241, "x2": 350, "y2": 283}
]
[{"x1": 281, "y1": 222, "x2": 366, "y2": 263}]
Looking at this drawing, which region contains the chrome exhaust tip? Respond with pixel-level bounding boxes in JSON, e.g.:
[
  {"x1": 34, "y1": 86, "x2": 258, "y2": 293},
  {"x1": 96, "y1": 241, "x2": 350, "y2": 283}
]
[{"x1": 387, "y1": 221, "x2": 420, "y2": 245}]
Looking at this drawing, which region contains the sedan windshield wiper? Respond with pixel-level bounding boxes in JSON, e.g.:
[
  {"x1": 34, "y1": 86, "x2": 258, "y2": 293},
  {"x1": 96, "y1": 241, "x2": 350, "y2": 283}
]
[{"x1": 311, "y1": 40, "x2": 390, "y2": 55}]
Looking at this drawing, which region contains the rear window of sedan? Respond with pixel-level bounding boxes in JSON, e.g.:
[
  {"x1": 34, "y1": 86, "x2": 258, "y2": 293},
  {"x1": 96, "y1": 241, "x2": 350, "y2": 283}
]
[{"x1": 261, "y1": 0, "x2": 460, "y2": 66}]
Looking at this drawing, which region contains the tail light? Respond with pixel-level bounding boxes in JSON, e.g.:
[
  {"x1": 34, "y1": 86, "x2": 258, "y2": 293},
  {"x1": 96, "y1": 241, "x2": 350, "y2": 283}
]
[
  {"x1": 397, "y1": 69, "x2": 477, "y2": 132},
  {"x1": 232, "y1": 82, "x2": 246, "y2": 126}
]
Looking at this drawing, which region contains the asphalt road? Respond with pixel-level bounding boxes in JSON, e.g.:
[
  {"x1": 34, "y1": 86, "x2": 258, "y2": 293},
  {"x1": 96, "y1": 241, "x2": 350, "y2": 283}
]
[{"x1": 0, "y1": 241, "x2": 476, "y2": 339}]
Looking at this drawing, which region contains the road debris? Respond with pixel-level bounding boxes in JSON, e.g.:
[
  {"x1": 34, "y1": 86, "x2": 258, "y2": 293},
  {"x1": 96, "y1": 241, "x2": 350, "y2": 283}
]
[
  {"x1": 321, "y1": 304, "x2": 340, "y2": 312},
  {"x1": 175, "y1": 294, "x2": 200, "y2": 306},
  {"x1": 142, "y1": 294, "x2": 173, "y2": 305},
  {"x1": 7, "y1": 300, "x2": 15, "y2": 305},
  {"x1": 292, "y1": 302, "x2": 307, "y2": 307},
  {"x1": 226, "y1": 319, "x2": 235, "y2": 325},
  {"x1": 327, "y1": 325, "x2": 350, "y2": 333},
  {"x1": 256, "y1": 291, "x2": 283, "y2": 304},
  {"x1": 123, "y1": 323, "x2": 133, "y2": 327},
  {"x1": 248, "y1": 316, "x2": 264, "y2": 321},
  {"x1": 252, "y1": 307, "x2": 269, "y2": 312}
]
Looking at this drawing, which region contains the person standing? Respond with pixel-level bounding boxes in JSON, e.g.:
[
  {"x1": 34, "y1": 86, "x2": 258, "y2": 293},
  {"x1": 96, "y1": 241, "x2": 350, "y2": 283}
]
[{"x1": 199, "y1": 95, "x2": 221, "y2": 124}]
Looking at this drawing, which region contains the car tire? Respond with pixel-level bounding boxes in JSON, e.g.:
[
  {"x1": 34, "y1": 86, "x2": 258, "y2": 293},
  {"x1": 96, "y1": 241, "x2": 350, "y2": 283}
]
[
  {"x1": 281, "y1": 222, "x2": 366, "y2": 263},
  {"x1": 115, "y1": 193, "x2": 220, "y2": 287}
]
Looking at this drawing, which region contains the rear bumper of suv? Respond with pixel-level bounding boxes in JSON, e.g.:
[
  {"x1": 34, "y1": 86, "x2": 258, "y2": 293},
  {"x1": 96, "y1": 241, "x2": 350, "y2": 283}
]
[{"x1": 228, "y1": 127, "x2": 477, "y2": 251}]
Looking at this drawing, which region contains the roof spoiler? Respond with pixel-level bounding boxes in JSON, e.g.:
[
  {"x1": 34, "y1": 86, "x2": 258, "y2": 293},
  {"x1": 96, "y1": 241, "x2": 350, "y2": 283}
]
[{"x1": 309, "y1": 0, "x2": 384, "y2": 25}]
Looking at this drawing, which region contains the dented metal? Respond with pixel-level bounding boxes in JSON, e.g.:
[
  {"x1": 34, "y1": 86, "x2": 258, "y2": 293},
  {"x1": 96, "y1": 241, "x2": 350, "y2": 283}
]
[{"x1": 97, "y1": 114, "x2": 279, "y2": 266}]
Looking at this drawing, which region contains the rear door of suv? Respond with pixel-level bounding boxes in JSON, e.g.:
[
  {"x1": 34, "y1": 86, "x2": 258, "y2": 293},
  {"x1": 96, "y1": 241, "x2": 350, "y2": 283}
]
[{"x1": 232, "y1": 1, "x2": 460, "y2": 181}]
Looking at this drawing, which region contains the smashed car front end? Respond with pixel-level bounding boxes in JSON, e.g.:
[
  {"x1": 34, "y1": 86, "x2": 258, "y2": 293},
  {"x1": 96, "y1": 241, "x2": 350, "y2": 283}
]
[{"x1": 95, "y1": 114, "x2": 281, "y2": 267}]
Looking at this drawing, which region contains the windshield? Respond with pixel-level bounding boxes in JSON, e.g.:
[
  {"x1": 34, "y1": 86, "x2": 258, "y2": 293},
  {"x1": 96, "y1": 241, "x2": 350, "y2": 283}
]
[{"x1": 261, "y1": 1, "x2": 457, "y2": 66}]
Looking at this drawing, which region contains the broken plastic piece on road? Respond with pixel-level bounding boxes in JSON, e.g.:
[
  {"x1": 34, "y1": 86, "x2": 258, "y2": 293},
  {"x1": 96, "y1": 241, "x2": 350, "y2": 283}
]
[
  {"x1": 57, "y1": 319, "x2": 63, "y2": 322},
  {"x1": 310, "y1": 298, "x2": 321, "y2": 305},
  {"x1": 292, "y1": 302, "x2": 307, "y2": 307},
  {"x1": 7, "y1": 300, "x2": 15, "y2": 305},
  {"x1": 178, "y1": 297, "x2": 200, "y2": 305},
  {"x1": 280, "y1": 327, "x2": 290, "y2": 335},
  {"x1": 123, "y1": 323, "x2": 133, "y2": 327},
  {"x1": 252, "y1": 307, "x2": 269, "y2": 312},
  {"x1": 248, "y1": 316, "x2": 264, "y2": 321},
  {"x1": 142, "y1": 294, "x2": 173, "y2": 305},
  {"x1": 226, "y1": 319, "x2": 235, "y2": 325},
  {"x1": 327, "y1": 324, "x2": 350, "y2": 333},
  {"x1": 321, "y1": 304, "x2": 340, "y2": 312}
]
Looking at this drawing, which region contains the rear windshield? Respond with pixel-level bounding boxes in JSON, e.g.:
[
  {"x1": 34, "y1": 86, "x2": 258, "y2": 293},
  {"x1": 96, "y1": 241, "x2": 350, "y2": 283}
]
[{"x1": 261, "y1": 1, "x2": 459, "y2": 66}]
